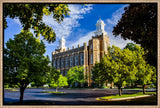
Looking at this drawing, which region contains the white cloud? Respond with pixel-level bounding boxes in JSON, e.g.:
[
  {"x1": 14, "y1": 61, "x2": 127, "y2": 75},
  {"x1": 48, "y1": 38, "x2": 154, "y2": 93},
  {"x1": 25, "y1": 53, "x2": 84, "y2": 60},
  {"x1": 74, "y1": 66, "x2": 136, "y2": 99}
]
[
  {"x1": 43, "y1": 4, "x2": 93, "y2": 39},
  {"x1": 105, "y1": 4, "x2": 134, "y2": 49},
  {"x1": 13, "y1": 18, "x2": 22, "y2": 27},
  {"x1": 6, "y1": 17, "x2": 22, "y2": 27},
  {"x1": 68, "y1": 5, "x2": 133, "y2": 49},
  {"x1": 106, "y1": 4, "x2": 129, "y2": 25},
  {"x1": 70, "y1": 31, "x2": 95, "y2": 47},
  {"x1": 108, "y1": 32, "x2": 133, "y2": 49}
]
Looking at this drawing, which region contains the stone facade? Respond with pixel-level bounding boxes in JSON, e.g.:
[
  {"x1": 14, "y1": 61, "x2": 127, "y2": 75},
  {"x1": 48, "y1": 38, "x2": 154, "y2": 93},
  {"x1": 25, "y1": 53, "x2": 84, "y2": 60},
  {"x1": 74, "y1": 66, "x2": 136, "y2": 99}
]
[{"x1": 52, "y1": 18, "x2": 110, "y2": 86}]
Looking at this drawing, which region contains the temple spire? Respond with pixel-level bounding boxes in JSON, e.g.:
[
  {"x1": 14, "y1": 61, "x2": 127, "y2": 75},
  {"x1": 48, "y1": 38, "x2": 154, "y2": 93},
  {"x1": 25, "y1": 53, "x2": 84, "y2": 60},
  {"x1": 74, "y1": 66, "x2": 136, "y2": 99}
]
[
  {"x1": 58, "y1": 36, "x2": 66, "y2": 50},
  {"x1": 94, "y1": 17, "x2": 107, "y2": 36}
]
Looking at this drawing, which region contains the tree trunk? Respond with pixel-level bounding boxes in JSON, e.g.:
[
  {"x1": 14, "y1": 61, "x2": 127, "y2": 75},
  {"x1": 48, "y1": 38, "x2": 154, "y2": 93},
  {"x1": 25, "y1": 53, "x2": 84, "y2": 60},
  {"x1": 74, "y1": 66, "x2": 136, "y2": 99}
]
[
  {"x1": 131, "y1": 80, "x2": 134, "y2": 88},
  {"x1": 118, "y1": 86, "x2": 122, "y2": 96},
  {"x1": 20, "y1": 87, "x2": 25, "y2": 102},
  {"x1": 143, "y1": 84, "x2": 146, "y2": 94},
  {"x1": 56, "y1": 87, "x2": 58, "y2": 92}
]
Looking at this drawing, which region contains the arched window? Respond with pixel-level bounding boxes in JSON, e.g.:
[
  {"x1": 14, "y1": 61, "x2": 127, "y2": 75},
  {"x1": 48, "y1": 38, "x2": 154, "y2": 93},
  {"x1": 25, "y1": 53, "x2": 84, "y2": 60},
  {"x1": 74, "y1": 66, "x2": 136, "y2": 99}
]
[
  {"x1": 53, "y1": 59, "x2": 56, "y2": 68},
  {"x1": 80, "y1": 53, "x2": 84, "y2": 65},
  {"x1": 57, "y1": 59, "x2": 60, "y2": 68},
  {"x1": 90, "y1": 53, "x2": 93, "y2": 64},
  {"x1": 61, "y1": 58, "x2": 64, "y2": 68},
  {"x1": 70, "y1": 55, "x2": 73, "y2": 66},
  {"x1": 75, "y1": 54, "x2": 79, "y2": 66},
  {"x1": 65, "y1": 57, "x2": 68, "y2": 67},
  {"x1": 90, "y1": 44, "x2": 93, "y2": 49}
]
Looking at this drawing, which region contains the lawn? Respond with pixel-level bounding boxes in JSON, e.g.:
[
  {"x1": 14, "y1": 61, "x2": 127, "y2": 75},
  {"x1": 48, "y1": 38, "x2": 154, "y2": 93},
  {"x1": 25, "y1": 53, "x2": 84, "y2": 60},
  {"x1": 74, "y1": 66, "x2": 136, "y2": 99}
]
[
  {"x1": 5, "y1": 88, "x2": 19, "y2": 91},
  {"x1": 100, "y1": 92, "x2": 156, "y2": 100},
  {"x1": 42, "y1": 91, "x2": 66, "y2": 94}
]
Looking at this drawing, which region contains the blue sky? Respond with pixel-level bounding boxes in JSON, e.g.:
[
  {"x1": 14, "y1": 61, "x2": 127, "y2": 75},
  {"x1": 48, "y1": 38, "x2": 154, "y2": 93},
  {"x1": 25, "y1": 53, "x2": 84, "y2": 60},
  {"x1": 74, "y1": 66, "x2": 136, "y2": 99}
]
[{"x1": 4, "y1": 4, "x2": 133, "y2": 61}]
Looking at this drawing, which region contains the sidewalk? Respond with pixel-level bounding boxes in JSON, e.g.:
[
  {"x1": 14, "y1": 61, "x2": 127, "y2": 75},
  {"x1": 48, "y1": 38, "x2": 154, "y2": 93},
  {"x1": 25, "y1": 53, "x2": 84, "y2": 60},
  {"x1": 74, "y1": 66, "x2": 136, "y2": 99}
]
[{"x1": 96, "y1": 94, "x2": 153, "y2": 101}]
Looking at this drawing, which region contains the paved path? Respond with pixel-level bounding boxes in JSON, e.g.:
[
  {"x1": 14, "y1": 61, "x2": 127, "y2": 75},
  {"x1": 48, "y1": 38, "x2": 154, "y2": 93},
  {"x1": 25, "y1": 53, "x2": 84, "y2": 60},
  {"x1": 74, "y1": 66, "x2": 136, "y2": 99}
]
[{"x1": 4, "y1": 88, "x2": 156, "y2": 105}]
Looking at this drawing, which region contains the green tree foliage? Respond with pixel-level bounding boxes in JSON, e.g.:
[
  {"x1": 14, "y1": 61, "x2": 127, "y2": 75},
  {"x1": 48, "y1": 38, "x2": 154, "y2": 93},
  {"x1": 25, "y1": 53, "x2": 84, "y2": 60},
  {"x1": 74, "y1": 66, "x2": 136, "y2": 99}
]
[
  {"x1": 107, "y1": 45, "x2": 139, "y2": 96},
  {"x1": 112, "y1": 4, "x2": 157, "y2": 67},
  {"x1": 92, "y1": 62, "x2": 105, "y2": 86},
  {"x1": 4, "y1": 4, "x2": 70, "y2": 43},
  {"x1": 4, "y1": 30, "x2": 50, "y2": 102},
  {"x1": 124, "y1": 43, "x2": 137, "y2": 51},
  {"x1": 136, "y1": 64, "x2": 156, "y2": 94},
  {"x1": 92, "y1": 44, "x2": 156, "y2": 95},
  {"x1": 47, "y1": 67, "x2": 60, "y2": 85},
  {"x1": 50, "y1": 74, "x2": 68, "y2": 92},
  {"x1": 67, "y1": 66, "x2": 84, "y2": 87},
  {"x1": 124, "y1": 43, "x2": 157, "y2": 94}
]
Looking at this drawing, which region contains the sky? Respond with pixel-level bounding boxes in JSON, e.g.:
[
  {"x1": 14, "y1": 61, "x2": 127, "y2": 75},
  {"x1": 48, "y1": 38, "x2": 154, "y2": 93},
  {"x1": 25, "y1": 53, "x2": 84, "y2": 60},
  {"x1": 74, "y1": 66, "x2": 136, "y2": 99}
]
[{"x1": 4, "y1": 4, "x2": 134, "y2": 61}]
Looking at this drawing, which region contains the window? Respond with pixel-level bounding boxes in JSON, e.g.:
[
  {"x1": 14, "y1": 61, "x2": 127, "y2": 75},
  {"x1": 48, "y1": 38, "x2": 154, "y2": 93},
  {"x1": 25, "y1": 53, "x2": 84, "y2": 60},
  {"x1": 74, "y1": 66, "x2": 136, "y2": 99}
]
[
  {"x1": 64, "y1": 70, "x2": 66, "y2": 76},
  {"x1": 70, "y1": 55, "x2": 73, "y2": 66},
  {"x1": 65, "y1": 57, "x2": 68, "y2": 67},
  {"x1": 91, "y1": 70, "x2": 93, "y2": 79},
  {"x1": 53, "y1": 60, "x2": 54, "y2": 67},
  {"x1": 90, "y1": 53, "x2": 93, "y2": 64},
  {"x1": 98, "y1": 26, "x2": 100, "y2": 31},
  {"x1": 61, "y1": 58, "x2": 64, "y2": 68},
  {"x1": 75, "y1": 54, "x2": 79, "y2": 66},
  {"x1": 57, "y1": 59, "x2": 59, "y2": 68},
  {"x1": 60, "y1": 70, "x2": 63, "y2": 75},
  {"x1": 53, "y1": 59, "x2": 56, "y2": 68},
  {"x1": 80, "y1": 53, "x2": 84, "y2": 65},
  {"x1": 90, "y1": 44, "x2": 93, "y2": 49}
]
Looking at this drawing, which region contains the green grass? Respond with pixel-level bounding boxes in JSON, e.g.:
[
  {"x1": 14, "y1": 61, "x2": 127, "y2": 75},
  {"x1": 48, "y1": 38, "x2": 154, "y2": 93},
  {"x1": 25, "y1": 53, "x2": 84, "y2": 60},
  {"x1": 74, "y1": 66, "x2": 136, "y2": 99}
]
[
  {"x1": 100, "y1": 92, "x2": 156, "y2": 100},
  {"x1": 42, "y1": 91, "x2": 66, "y2": 94},
  {"x1": 123, "y1": 88, "x2": 142, "y2": 90},
  {"x1": 6, "y1": 88, "x2": 19, "y2": 91}
]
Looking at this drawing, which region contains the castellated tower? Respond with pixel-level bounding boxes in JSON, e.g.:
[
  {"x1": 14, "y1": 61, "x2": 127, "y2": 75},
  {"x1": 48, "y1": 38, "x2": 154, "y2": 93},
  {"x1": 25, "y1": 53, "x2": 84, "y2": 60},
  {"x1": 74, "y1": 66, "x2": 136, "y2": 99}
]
[
  {"x1": 88, "y1": 18, "x2": 110, "y2": 86},
  {"x1": 52, "y1": 18, "x2": 110, "y2": 87}
]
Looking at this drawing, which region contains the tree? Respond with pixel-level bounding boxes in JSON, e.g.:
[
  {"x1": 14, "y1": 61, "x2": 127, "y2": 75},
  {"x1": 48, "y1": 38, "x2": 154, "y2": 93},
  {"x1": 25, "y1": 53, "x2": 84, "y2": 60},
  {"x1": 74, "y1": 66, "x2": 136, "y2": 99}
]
[
  {"x1": 67, "y1": 66, "x2": 84, "y2": 87},
  {"x1": 108, "y1": 46, "x2": 137, "y2": 96},
  {"x1": 92, "y1": 45, "x2": 140, "y2": 96},
  {"x1": 92, "y1": 62, "x2": 105, "y2": 86},
  {"x1": 4, "y1": 4, "x2": 70, "y2": 43},
  {"x1": 50, "y1": 74, "x2": 68, "y2": 92},
  {"x1": 124, "y1": 43, "x2": 157, "y2": 94},
  {"x1": 136, "y1": 64, "x2": 156, "y2": 94},
  {"x1": 48, "y1": 67, "x2": 60, "y2": 83},
  {"x1": 92, "y1": 44, "x2": 156, "y2": 95},
  {"x1": 4, "y1": 30, "x2": 50, "y2": 102},
  {"x1": 47, "y1": 67, "x2": 60, "y2": 91},
  {"x1": 113, "y1": 4, "x2": 157, "y2": 67},
  {"x1": 124, "y1": 43, "x2": 137, "y2": 51}
]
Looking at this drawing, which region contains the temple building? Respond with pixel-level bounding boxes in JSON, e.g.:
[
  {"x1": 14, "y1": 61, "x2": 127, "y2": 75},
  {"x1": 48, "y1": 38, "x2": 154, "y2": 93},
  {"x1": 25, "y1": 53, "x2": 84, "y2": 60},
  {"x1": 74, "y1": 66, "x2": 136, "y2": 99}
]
[{"x1": 52, "y1": 18, "x2": 110, "y2": 86}]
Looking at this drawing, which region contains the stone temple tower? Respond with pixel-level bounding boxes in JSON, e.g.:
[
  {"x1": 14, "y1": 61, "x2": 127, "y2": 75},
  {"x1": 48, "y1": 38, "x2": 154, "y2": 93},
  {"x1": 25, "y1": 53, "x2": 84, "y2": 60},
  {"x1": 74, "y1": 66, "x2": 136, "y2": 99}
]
[{"x1": 88, "y1": 18, "x2": 109, "y2": 86}]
